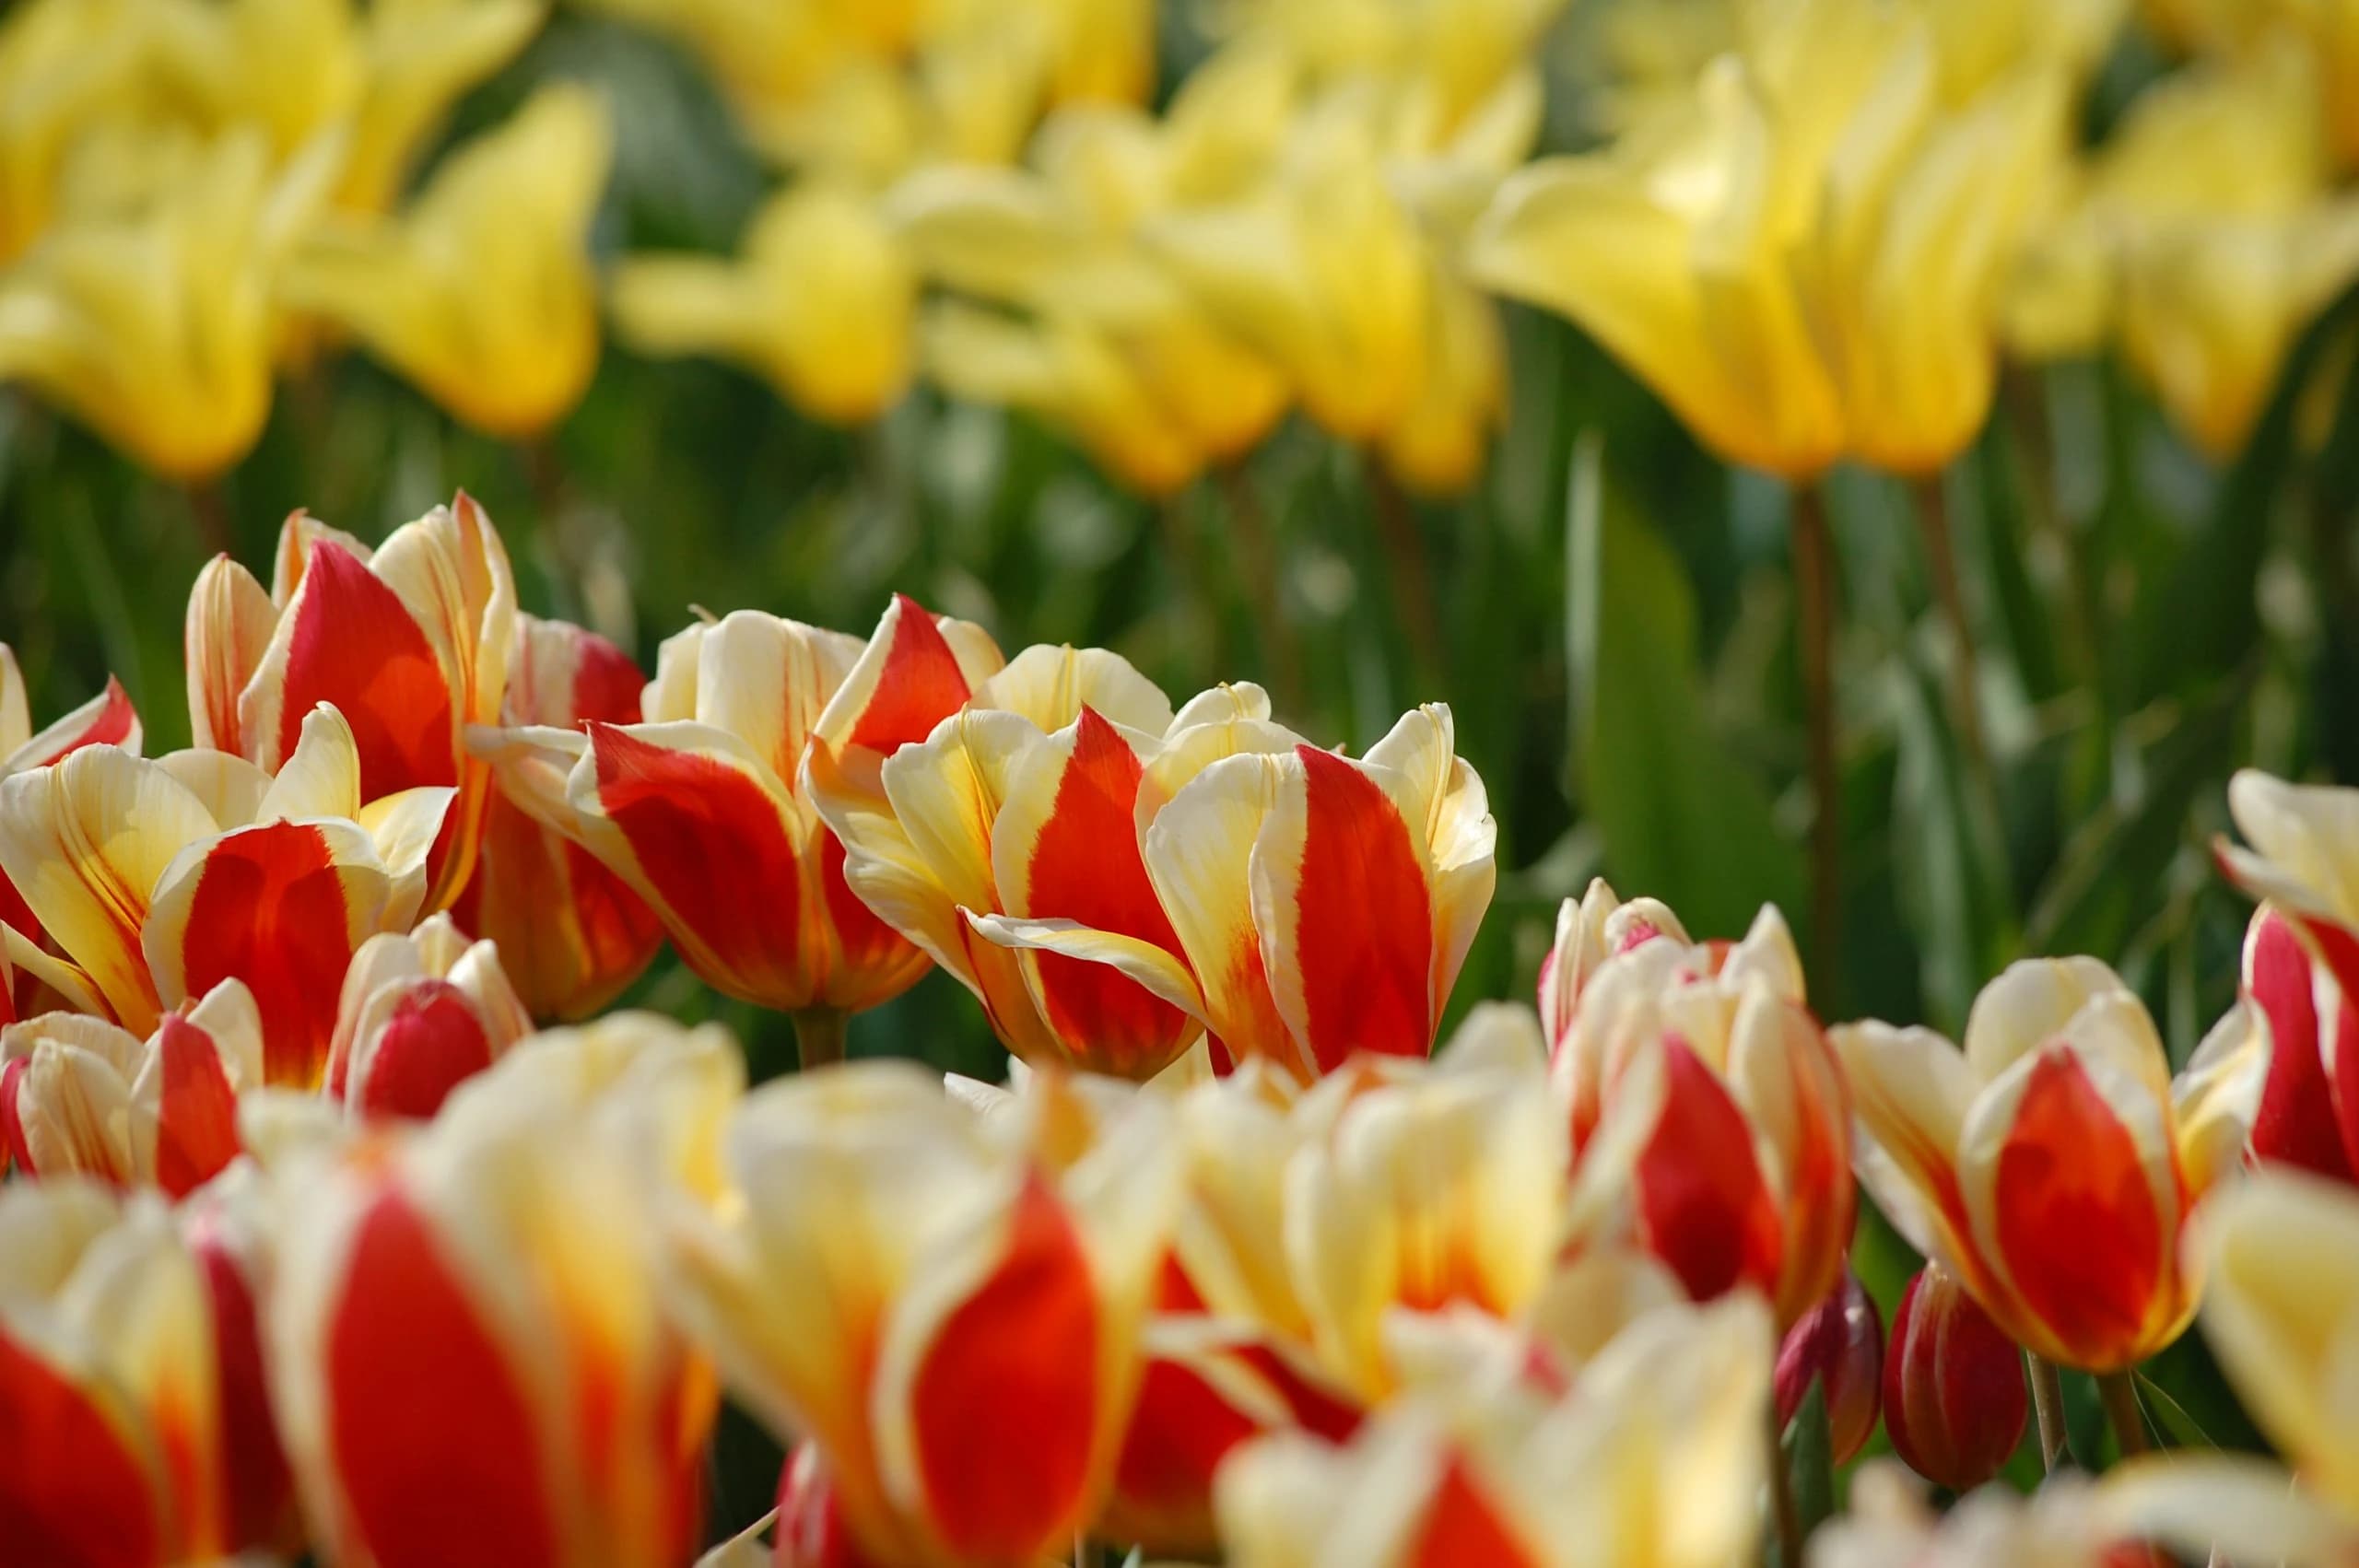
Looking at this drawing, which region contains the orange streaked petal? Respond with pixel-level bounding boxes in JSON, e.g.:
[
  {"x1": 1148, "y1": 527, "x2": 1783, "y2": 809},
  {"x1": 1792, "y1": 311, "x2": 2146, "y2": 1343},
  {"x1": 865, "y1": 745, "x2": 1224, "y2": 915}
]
[
  {"x1": 850, "y1": 594, "x2": 980, "y2": 755},
  {"x1": 3, "y1": 677, "x2": 139, "y2": 775},
  {"x1": 151, "y1": 1013, "x2": 241, "y2": 1199},
  {"x1": 1635, "y1": 1038, "x2": 1783, "y2": 1305},
  {"x1": 1143, "y1": 753, "x2": 1298, "y2": 1074},
  {"x1": 1411, "y1": 1453, "x2": 1543, "y2": 1568},
  {"x1": 348, "y1": 980, "x2": 495, "y2": 1120},
  {"x1": 0, "y1": 1332, "x2": 162, "y2": 1568},
  {"x1": 192, "y1": 1230, "x2": 294, "y2": 1553},
  {"x1": 264, "y1": 538, "x2": 456, "y2": 794},
  {"x1": 185, "y1": 555, "x2": 276, "y2": 756},
  {"x1": 2245, "y1": 910, "x2": 2355, "y2": 1179}
]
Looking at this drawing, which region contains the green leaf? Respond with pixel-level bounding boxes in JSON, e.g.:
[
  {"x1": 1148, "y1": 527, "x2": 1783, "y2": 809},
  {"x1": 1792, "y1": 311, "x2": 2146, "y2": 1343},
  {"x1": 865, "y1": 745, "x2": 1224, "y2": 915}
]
[
  {"x1": 1889, "y1": 641, "x2": 2019, "y2": 1034},
  {"x1": 1778, "y1": 1381, "x2": 1837, "y2": 1567},
  {"x1": 2133, "y1": 1370, "x2": 2220, "y2": 1452},
  {"x1": 1564, "y1": 434, "x2": 1809, "y2": 944}
]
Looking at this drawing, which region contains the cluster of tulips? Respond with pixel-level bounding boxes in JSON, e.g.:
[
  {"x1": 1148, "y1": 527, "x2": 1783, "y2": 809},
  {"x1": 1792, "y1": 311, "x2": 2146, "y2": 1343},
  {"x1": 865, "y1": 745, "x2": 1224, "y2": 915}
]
[
  {"x1": 8, "y1": 494, "x2": 2359, "y2": 1568},
  {"x1": 7, "y1": 0, "x2": 2359, "y2": 498}
]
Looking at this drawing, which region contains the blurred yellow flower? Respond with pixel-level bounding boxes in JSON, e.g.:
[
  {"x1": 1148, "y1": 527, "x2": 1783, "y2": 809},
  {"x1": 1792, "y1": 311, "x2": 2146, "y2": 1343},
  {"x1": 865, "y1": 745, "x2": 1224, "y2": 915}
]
[
  {"x1": 1473, "y1": 0, "x2": 2069, "y2": 478},
  {"x1": 282, "y1": 82, "x2": 613, "y2": 439},
  {"x1": 0, "y1": 127, "x2": 333, "y2": 480},
  {"x1": 2142, "y1": 0, "x2": 2359, "y2": 170},
  {"x1": 611, "y1": 181, "x2": 916, "y2": 427},
  {"x1": 2003, "y1": 42, "x2": 2359, "y2": 458},
  {"x1": 0, "y1": 0, "x2": 143, "y2": 264}
]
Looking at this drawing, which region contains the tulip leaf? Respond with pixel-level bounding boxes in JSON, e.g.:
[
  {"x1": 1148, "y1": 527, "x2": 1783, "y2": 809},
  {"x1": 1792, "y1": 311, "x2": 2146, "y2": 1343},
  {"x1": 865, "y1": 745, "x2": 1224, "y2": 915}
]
[
  {"x1": 2132, "y1": 1370, "x2": 2218, "y2": 1452},
  {"x1": 1778, "y1": 1381, "x2": 1837, "y2": 1565},
  {"x1": 1890, "y1": 637, "x2": 2018, "y2": 1034},
  {"x1": 1564, "y1": 434, "x2": 1809, "y2": 946}
]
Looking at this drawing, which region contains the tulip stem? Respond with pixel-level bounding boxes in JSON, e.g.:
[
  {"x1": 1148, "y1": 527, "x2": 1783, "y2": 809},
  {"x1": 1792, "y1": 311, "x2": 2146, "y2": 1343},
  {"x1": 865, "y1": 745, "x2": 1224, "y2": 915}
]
[
  {"x1": 184, "y1": 481, "x2": 233, "y2": 557},
  {"x1": 1766, "y1": 1402, "x2": 1804, "y2": 1567},
  {"x1": 1218, "y1": 462, "x2": 1307, "y2": 717},
  {"x1": 791, "y1": 1008, "x2": 849, "y2": 1072},
  {"x1": 1910, "y1": 474, "x2": 1988, "y2": 778},
  {"x1": 1791, "y1": 484, "x2": 1842, "y2": 989},
  {"x1": 2097, "y1": 1369, "x2": 2151, "y2": 1462},
  {"x1": 1365, "y1": 459, "x2": 1444, "y2": 683},
  {"x1": 2027, "y1": 1352, "x2": 2069, "y2": 1471}
]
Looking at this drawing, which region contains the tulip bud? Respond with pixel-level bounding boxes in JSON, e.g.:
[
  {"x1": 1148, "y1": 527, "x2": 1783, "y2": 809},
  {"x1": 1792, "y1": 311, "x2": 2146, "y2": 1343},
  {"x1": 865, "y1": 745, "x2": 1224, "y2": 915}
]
[
  {"x1": 1883, "y1": 1262, "x2": 2028, "y2": 1491},
  {"x1": 324, "y1": 914, "x2": 533, "y2": 1119},
  {"x1": 1774, "y1": 1271, "x2": 1883, "y2": 1464}
]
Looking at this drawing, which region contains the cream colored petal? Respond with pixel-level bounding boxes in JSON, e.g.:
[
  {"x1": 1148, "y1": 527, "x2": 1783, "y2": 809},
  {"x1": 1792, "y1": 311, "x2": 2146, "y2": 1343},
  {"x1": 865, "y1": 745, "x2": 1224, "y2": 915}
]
[
  {"x1": 1959, "y1": 954, "x2": 2133, "y2": 1086},
  {"x1": 969, "y1": 644, "x2": 1174, "y2": 734},
  {"x1": 184, "y1": 554, "x2": 277, "y2": 755},
  {"x1": 253, "y1": 703, "x2": 363, "y2": 824}
]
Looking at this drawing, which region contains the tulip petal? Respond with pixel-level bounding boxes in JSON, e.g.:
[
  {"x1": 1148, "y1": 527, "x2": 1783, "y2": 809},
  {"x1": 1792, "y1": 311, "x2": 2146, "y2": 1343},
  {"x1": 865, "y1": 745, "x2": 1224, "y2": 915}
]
[
  {"x1": 971, "y1": 643, "x2": 1175, "y2": 735},
  {"x1": 1144, "y1": 752, "x2": 1299, "y2": 1074},
  {"x1": 1, "y1": 676, "x2": 139, "y2": 775},
  {"x1": 148, "y1": 1013, "x2": 241, "y2": 1198},
  {"x1": 1635, "y1": 1037, "x2": 1784, "y2": 1305},
  {"x1": 0, "y1": 1331, "x2": 162, "y2": 1568},
  {"x1": 185, "y1": 555, "x2": 277, "y2": 756},
  {"x1": 816, "y1": 593, "x2": 1003, "y2": 761},
  {"x1": 1253, "y1": 746, "x2": 1437, "y2": 1071},
  {"x1": 350, "y1": 980, "x2": 495, "y2": 1120},
  {"x1": 192, "y1": 1233, "x2": 293, "y2": 1553},
  {"x1": 254, "y1": 704, "x2": 364, "y2": 824},
  {"x1": 1830, "y1": 1020, "x2": 1983, "y2": 1270},
  {"x1": 324, "y1": 1185, "x2": 559, "y2": 1568},
  {"x1": 2245, "y1": 909, "x2": 2355, "y2": 1178},
  {"x1": 1411, "y1": 1453, "x2": 1543, "y2": 1568}
]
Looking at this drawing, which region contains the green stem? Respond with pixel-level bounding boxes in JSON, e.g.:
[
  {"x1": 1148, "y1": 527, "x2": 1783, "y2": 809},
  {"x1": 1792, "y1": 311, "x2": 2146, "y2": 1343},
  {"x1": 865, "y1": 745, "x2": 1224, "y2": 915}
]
[
  {"x1": 2098, "y1": 1368, "x2": 2151, "y2": 1461},
  {"x1": 1766, "y1": 1401, "x2": 1803, "y2": 1567},
  {"x1": 2028, "y1": 1352, "x2": 2070, "y2": 1472},
  {"x1": 791, "y1": 1008, "x2": 849, "y2": 1072},
  {"x1": 1218, "y1": 461, "x2": 1306, "y2": 717},
  {"x1": 1364, "y1": 457, "x2": 1443, "y2": 684},
  {"x1": 1791, "y1": 484, "x2": 1842, "y2": 989},
  {"x1": 1911, "y1": 472, "x2": 1989, "y2": 779}
]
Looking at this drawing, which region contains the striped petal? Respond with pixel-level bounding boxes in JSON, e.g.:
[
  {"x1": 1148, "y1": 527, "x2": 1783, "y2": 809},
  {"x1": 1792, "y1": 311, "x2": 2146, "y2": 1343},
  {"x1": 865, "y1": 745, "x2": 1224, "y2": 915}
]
[
  {"x1": 184, "y1": 556, "x2": 276, "y2": 756},
  {"x1": 1143, "y1": 752, "x2": 1300, "y2": 1076},
  {"x1": 1, "y1": 676, "x2": 139, "y2": 777}
]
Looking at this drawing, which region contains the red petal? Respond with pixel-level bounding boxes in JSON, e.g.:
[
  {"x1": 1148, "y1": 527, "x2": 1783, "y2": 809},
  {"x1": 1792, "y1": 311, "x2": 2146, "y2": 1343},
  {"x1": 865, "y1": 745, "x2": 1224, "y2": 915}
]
[
  {"x1": 774, "y1": 1444, "x2": 881, "y2": 1568},
  {"x1": 350, "y1": 981, "x2": 495, "y2": 1120},
  {"x1": 0, "y1": 870, "x2": 44, "y2": 950},
  {"x1": 1, "y1": 1057, "x2": 30, "y2": 1176},
  {"x1": 1290, "y1": 746, "x2": 1435, "y2": 1071},
  {"x1": 16, "y1": 678, "x2": 138, "y2": 769},
  {"x1": 819, "y1": 829, "x2": 913, "y2": 995},
  {"x1": 1992, "y1": 1048, "x2": 2163, "y2": 1368},
  {"x1": 326, "y1": 1185, "x2": 558, "y2": 1568},
  {"x1": 277, "y1": 541, "x2": 455, "y2": 796},
  {"x1": 561, "y1": 633, "x2": 647, "y2": 727},
  {"x1": 847, "y1": 596, "x2": 972, "y2": 755},
  {"x1": 446, "y1": 792, "x2": 662, "y2": 1023},
  {"x1": 2246, "y1": 911, "x2": 2354, "y2": 1178},
  {"x1": 153, "y1": 1013, "x2": 242, "y2": 1199},
  {"x1": 1023, "y1": 709, "x2": 1193, "y2": 1072},
  {"x1": 193, "y1": 1231, "x2": 295, "y2": 1553},
  {"x1": 177, "y1": 823, "x2": 358, "y2": 1086},
  {"x1": 1634, "y1": 1037, "x2": 1783, "y2": 1304},
  {"x1": 909, "y1": 1175, "x2": 1099, "y2": 1560},
  {"x1": 1111, "y1": 1354, "x2": 1262, "y2": 1544},
  {"x1": 1409, "y1": 1452, "x2": 1542, "y2": 1568},
  {"x1": 0, "y1": 1329, "x2": 162, "y2": 1568},
  {"x1": 593, "y1": 726, "x2": 805, "y2": 1007}
]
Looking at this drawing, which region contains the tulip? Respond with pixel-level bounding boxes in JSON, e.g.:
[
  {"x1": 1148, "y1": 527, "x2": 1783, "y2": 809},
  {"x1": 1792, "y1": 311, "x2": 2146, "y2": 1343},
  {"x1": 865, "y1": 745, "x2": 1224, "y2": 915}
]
[
  {"x1": 1834, "y1": 956, "x2": 2266, "y2": 1372},
  {"x1": 265, "y1": 1017, "x2": 734, "y2": 1568},
  {"x1": 1472, "y1": 0, "x2": 2069, "y2": 478},
  {"x1": 1776, "y1": 1270, "x2": 1884, "y2": 1464},
  {"x1": 0, "y1": 125, "x2": 334, "y2": 480},
  {"x1": 282, "y1": 83, "x2": 613, "y2": 439},
  {"x1": 1880, "y1": 1261, "x2": 2027, "y2": 1491},
  {"x1": 1554, "y1": 907, "x2": 1851, "y2": 1328},
  {"x1": 2001, "y1": 44, "x2": 2359, "y2": 459},
  {"x1": 185, "y1": 498, "x2": 516, "y2": 914},
  {"x1": 0, "y1": 643, "x2": 139, "y2": 969},
  {"x1": 0, "y1": 705, "x2": 452, "y2": 1081},
  {"x1": 0, "y1": 0, "x2": 143, "y2": 263},
  {"x1": 612, "y1": 181, "x2": 919, "y2": 427},
  {"x1": 477, "y1": 600, "x2": 1002, "y2": 1045},
  {"x1": 950, "y1": 699, "x2": 1496, "y2": 1082},
  {"x1": 1534, "y1": 876, "x2": 1689, "y2": 1060},
  {"x1": 2218, "y1": 768, "x2": 2359, "y2": 1180},
  {"x1": 1214, "y1": 1293, "x2": 1773, "y2": 1568},
  {"x1": 1, "y1": 979, "x2": 265, "y2": 1194},
  {"x1": 446, "y1": 613, "x2": 663, "y2": 1021},
  {"x1": 666, "y1": 1059, "x2": 1180, "y2": 1566},
  {"x1": 769, "y1": 1442, "x2": 886, "y2": 1568},
  {"x1": 323, "y1": 913, "x2": 533, "y2": 1120},
  {"x1": 0, "y1": 1177, "x2": 292, "y2": 1562}
]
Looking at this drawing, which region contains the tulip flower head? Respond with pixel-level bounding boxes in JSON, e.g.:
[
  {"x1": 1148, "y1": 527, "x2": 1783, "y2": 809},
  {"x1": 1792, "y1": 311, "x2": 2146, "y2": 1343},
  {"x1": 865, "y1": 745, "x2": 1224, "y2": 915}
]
[
  {"x1": 186, "y1": 499, "x2": 517, "y2": 915},
  {"x1": 1776, "y1": 1270, "x2": 1884, "y2": 1465},
  {"x1": 1880, "y1": 1261, "x2": 2027, "y2": 1492},
  {"x1": 0, "y1": 704, "x2": 452, "y2": 1082},
  {"x1": 282, "y1": 82, "x2": 613, "y2": 439},
  {"x1": 1473, "y1": 0, "x2": 2070, "y2": 478},
  {"x1": 1835, "y1": 956, "x2": 2265, "y2": 1372},
  {"x1": 0, "y1": 0, "x2": 142, "y2": 263},
  {"x1": 0, "y1": 642, "x2": 139, "y2": 971},
  {"x1": 1553, "y1": 903, "x2": 1852, "y2": 1328},
  {"x1": 480, "y1": 598, "x2": 1003, "y2": 1022},
  {"x1": 323, "y1": 913, "x2": 534, "y2": 1120},
  {"x1": 2, "y1": 978, "x2": 265, "y2": 1195},
  {"x1": 0, "y1": 1177, "x2": 293, "y2": 1563},
  {"x1": 1535, "y1": 876, "x2": 1691, "y2": 1059},
  {"x1": 665, "y1": 1059, "x2": 1182, "y2": 1566},
  {"x1": 446, "y1": 613, "x2": 663, "y2": 1022}
]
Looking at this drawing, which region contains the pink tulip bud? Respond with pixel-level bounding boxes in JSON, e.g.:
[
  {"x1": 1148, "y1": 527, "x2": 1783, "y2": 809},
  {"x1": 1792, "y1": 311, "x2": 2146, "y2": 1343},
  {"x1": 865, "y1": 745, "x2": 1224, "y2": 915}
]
[
  {"x1": 1774, "y1": 1271, "x2": 1883, "y2": 1463},
  {"x1": 1883, "y1": 1262, "x2": 2028, "y2": 1490}
]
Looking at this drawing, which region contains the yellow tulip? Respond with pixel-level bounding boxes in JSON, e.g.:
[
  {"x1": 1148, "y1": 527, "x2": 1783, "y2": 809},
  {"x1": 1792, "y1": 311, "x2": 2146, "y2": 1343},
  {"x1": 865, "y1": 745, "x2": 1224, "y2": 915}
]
[
  {"x1": 611, "y1": 181, "x2": 918, "y2": 427},
  {"x1": 1473, "y1": 0, "x2": 2070, "y2": 478},
  {"x1": 0, "y1": 126, "x2": 334, "y2": 480},
  {"x1": 2004, "y1": 42, "x2": 2359, "y2": 459},
  {"x1": 281, "y1": 83, "x2": 612, "y2": 439},
  {"x1": 0, "y1": 0, "x2": 144, "y2": 264}
]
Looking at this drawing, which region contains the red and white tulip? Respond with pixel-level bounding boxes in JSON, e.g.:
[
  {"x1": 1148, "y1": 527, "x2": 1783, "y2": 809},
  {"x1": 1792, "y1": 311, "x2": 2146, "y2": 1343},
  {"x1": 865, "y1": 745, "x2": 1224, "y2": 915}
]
[{"x1": 323, "y1": 913, "x2": 534, "y2": 1120}]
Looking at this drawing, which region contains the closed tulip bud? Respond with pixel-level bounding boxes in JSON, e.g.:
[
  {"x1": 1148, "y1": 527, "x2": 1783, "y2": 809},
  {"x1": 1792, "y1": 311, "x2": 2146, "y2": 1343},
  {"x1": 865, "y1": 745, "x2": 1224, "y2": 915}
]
[
  {"x1": 1534, "y1": 877, "x2": 1688, "y2": 1069},
  {"x1": 1882, "y1": 1262, "x2": 2028, "y2": 1492},
  {"x1": 0, "y1": 706, "x2": 452, "y2": 1080},
  {"x1": 614, "y1": 182, "x2": 919, "y2": 427},
  {"x1": 1555, "y1": 907, "x2": 1850, "y2": 1328},
  {"x1": 283, "y1": 84, "x2": 612, "y2": 438},
  {"x1": 185, "y1": 499, "x2": 515, "y2": 915},
  {"x1": 447, "y1": 614, "x2": 663, "y2": 1021},
  {"x1": 324, "y1": 914, "x2": 534, "y2": 1119},
  {"x1": 1775, "y1": 1271, "x2": 1884, "y2": 1464},
  {"x1": 1216, "y1": 1295, "x2": 1773, "y2": 1568},
  {"x1": 478, "y1": 598, "x2": 1002, "y2": 1026},
  {"x1": 667, "y1": 1059, "x2": 1180, "y2": 1566},
  {"x1": 1836, "y1": 956, "x2": 2266, "y2": 1371},
  {"x1": 267, "y1": 1019, "x2": 735, "y2": 1568},
  {"x1": 0, "y1": 1177, "x2": 294, "y2": 1562},
  {"x1": 1, "y1": 979, "x2": 265, "y2": 1194}
]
